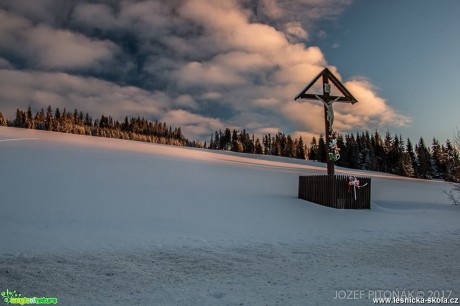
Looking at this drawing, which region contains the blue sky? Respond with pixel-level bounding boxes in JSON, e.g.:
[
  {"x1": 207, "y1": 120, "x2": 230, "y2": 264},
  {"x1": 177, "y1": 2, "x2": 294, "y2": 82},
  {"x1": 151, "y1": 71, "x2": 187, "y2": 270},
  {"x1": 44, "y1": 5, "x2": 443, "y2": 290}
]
[
  {"x1": 0, "y1": 0, "x2": 457, "y2": 144},
  {"x1": 313, "y1": 0, "x2": 460, "y2": 143}
]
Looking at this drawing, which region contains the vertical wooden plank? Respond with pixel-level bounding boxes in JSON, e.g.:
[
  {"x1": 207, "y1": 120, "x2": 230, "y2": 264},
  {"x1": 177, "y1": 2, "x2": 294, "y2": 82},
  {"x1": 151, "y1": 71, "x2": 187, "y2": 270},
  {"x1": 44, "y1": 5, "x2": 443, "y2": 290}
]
[{"x1": 298, "y1": 176, "x2": 301, "y2": 199}]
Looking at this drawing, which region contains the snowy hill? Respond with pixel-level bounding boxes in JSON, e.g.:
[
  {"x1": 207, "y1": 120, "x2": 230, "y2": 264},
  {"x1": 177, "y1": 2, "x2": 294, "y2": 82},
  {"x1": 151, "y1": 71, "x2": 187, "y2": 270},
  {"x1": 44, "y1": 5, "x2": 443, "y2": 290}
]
[{"x1": 1, "y1": 126, "x2": 459, "y2": 305}]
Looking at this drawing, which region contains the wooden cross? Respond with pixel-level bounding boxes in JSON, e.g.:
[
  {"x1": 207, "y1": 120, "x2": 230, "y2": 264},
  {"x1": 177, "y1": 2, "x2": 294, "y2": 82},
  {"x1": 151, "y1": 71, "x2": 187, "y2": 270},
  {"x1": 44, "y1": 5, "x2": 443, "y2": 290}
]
[{"x1": 294, "y1": 67, "x2": 358, "y2": 175}]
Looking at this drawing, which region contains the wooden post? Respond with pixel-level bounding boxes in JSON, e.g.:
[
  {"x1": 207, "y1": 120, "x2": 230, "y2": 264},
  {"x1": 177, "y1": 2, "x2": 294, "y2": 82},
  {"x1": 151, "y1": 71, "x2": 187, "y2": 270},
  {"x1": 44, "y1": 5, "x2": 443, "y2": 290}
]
[{"x1": 322, "y1": 74, "x2": 334, "y2": 175}]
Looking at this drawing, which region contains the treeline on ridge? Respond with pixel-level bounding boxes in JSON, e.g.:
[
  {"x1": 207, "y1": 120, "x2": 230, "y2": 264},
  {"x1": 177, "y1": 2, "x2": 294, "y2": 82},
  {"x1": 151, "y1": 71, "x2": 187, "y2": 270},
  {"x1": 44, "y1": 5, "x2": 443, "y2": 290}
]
[
  {"x1": 1, "y1": 107, "x2": 458, "y2": 182},
  {"x1": 0, "y1": 106, "x2": 203, "y2": 147},
  {"x1": 209, "y1": 128, "x2": 460, "y2": 182}
]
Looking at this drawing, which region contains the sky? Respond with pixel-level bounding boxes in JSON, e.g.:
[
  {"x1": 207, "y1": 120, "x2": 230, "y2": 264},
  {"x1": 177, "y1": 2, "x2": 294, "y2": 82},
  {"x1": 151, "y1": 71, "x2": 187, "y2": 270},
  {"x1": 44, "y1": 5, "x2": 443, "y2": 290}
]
[
  {"x1": 0, "y1": 0, "x2": 458, "y2": 144},
  {"x1": 312, "y1": 0, "x2": 460, "y2": 144}
]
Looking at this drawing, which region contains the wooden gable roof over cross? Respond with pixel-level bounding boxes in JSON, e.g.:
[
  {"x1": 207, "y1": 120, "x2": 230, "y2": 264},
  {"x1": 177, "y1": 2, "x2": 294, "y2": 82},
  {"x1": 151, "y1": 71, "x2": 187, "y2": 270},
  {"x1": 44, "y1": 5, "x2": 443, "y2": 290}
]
[{"x1": 294, "y1": 67, "x2": 358, "y2": 104}]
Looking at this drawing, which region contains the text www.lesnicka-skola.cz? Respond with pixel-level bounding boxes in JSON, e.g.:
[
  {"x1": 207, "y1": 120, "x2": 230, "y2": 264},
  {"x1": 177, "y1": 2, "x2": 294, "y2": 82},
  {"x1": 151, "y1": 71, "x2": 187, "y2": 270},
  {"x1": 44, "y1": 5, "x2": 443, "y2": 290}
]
[
  {"x1": 373, "y1": 296, "x2": 459, "y2": 304},
  {"x1": 333, "y1": 289, "x2": 459, "y2": 304}
]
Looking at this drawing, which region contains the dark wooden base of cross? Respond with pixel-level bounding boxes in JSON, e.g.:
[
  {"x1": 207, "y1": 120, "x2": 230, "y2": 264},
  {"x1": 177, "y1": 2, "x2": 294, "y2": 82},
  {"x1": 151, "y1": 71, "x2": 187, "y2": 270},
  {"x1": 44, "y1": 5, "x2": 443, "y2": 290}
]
[{"x1": 298, "y1": 175, "x2": 371, "y2": 209}]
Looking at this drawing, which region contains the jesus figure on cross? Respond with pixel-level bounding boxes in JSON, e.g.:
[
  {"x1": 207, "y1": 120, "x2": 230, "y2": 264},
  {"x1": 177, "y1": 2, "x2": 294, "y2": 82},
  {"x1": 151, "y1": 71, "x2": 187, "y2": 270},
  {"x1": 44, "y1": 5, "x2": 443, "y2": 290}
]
[{"x1": 315, "y1": 95, "x2": 341, "y2": 131}]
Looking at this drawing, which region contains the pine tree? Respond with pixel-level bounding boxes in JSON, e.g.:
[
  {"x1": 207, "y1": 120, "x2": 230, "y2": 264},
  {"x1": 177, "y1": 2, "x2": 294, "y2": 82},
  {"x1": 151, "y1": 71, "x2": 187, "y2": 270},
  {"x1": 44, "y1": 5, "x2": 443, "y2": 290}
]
[
  {"x1": 224, "y1": 128, "x2": 231, "y2": 151},
  {"x1": 45, "y1": 106, "x2": 53, "y2": 130},
  {"x1": 239, "y1": 131, "x2": 254, "y2": 153},
  {"x1": 231, "y1": 130, "x2": 242, "y2": 152},
  {"x1": 0, "y1": 112, "x2": 7, "y2": 126},
  {"x1": 263, "y1": 134, "x2": 272, "y2": 155},
  {"x1": 317, "y1": 134, "x2": 327, "y2": 163},
  {"x1": 14, "y1": 109, "x2": 25, "y2": 128},
  {"x1": 278, "y1": 133, "x2": 286, "y2": 157},
  {"x1": 360, "y1": 131, "x2": 374, "y2": 170},
  {"x1": 25, "y1": 106, "x2": 34, "y2": 128},
  {"x1": 209, "y1": 134, "x2": 214, "y2": 149},
  {"x1": 218, "y1": 130, "x2": 225, "y2": 150},
  {"x1": 122, "y1": 116, "x2": 129, "y2": 131},
  {"x1": 415, "y1": 137, "x2": 432, "y2": 179},
  {"x1": 387, "y1": 134, "x2": 403, "y2": 175},
  {"x1": 446, "y1": 130, "x2": 460, "y2": 205},
  {"x1": 73, "y1": 109, "x2": 79, "y2": 125},
  {"x1": 296, "y1": 136, "x2": 306, "y2": 160},
  {"x1": 272, "y1": 134, "x2": 281, "y2": 156},
  {"x1": 85, "y1": 113, "x2": 92, "y2": 126},
  {"x1": 232, "y1": 130, "x2": 243, "y2": 152},
  {"x1": 445, "y1": 140, "x2": 460, "y2": 181},
  {"x1": 345, "y1": 134, "x2": 359, "y2": 169},
  {"x1": 55, "y1": 108, "x2": 61, "y2": 121},
  {"x1": 431, "y1": 138, "x2": 444, "y2": 179},
  {"x1": 35, "y1": 108, "x2": 45, "y2": 130},
  {"x1": 255, "y1": 138, "x2": 263, "y2": 155},
  {"x1": 406, "y1": 138, "x2": 417, "y2": 176},
  {"x1": 382, "y1": 131, "x2": 393, "y2": 172},
  {"x1": 400, "y1": 151, "x2": 415, "y2": 177},
  {"x1": 308, "y1": 137, "x2": 318, "y2": 160},
  {"x1": 372, "y1": 131, "x2": 385, "y2": 172},
  {"x1": 357, "y1": 132, "x2": 372, "y2": 170},
  {"x1": 79, "y1": 111, "x2": 84, "y2": 125},
  {"x1": 285, "y1": 135, "x2": 294, "y2": 158}
]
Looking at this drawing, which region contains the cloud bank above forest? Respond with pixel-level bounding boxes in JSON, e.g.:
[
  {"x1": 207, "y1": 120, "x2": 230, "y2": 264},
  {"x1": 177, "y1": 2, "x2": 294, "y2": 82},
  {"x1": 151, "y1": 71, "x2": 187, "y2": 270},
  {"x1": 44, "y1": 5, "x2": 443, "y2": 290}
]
[{"x1": 0, "y1": 0, "x2": 409, "y2": 140}]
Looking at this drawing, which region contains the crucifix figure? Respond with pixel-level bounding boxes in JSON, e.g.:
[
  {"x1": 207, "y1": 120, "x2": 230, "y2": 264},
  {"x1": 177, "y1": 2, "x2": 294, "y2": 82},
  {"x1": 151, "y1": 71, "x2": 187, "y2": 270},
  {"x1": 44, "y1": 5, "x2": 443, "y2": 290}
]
[
  {"x1": 315, "y1": 95, "x2": 341, "y2": 131},
  {"x1": 295, "y1": 67, "x2": 358, "y2": 175}
]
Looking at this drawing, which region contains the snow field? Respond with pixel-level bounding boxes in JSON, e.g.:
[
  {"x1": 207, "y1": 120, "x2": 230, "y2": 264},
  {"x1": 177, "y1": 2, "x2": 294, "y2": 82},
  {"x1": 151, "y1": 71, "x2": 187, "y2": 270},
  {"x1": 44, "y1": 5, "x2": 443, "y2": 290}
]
[{"x1": 1, "y1": 127, "x2": 459, "y2": 305}]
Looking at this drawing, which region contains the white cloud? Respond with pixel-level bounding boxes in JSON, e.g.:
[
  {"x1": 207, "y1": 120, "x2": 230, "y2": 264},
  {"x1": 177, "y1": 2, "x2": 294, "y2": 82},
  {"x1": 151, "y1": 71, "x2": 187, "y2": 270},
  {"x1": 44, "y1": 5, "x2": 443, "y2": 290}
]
[
  {"x1": 283, "y1": 22, "x2": 309, "y2": 41},
  {"x1": 160, "y1": 109, "x2": 226, "y2": 139},
  {"x1": 72, "y1": 3, "x2": 119, "y2": 31},
  {"x1": 201, "y1": 92, "x2": 223, "y2": 100},
  {"x1": 176, "y1": 61, "x2": 246, "y2": 87},
  {"x1": 339, "y1": 79, "x2": 411, "y2": 128},
  {"x1": 257, "y1": 0, "x2": 285, "y2": 19},
  {"x1": 0, "y1": 8, "x2": 29, "y2": 41},
  {"x1": 0, "y1": 9, "x2": 118, "y2": 69},
  {"x1": 25, "y1": 25, "x2": 118, "y2": 69},
  {"x1": 0, "y1": 0, "x2": 70, "y2": 25},
  {"x1": 254, "y1": 0, "x2": 352, "y2": 41},
  {"x1": 0, "y1": 57, "x2": 13, "y2": 69},
  {"x1": 174, "y1": 95, "x2": 199, "y2": 110},
  {"x1": 0, "y1": 69, "x2": 167, "y2": 118}
]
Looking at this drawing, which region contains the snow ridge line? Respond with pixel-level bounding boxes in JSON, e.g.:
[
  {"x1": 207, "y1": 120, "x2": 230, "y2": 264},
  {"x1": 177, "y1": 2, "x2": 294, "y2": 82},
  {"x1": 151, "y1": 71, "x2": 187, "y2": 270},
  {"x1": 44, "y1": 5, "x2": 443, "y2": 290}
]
[{"x1": 0, "y1": 137, "x2": 39, "y2": 142}]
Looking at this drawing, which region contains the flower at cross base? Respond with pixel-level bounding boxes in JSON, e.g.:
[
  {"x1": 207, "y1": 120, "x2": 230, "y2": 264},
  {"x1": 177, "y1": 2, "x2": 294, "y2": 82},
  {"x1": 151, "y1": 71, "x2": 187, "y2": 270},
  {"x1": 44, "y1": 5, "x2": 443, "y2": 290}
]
[{"x1": 328, "y1": 133, "x2": 340, "y2": 162}]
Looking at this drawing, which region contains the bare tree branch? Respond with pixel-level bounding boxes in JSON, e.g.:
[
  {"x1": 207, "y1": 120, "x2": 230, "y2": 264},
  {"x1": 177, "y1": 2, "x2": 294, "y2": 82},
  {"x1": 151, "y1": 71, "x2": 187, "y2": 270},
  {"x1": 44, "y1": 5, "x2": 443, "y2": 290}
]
[
  {"x1": 445, "y1": 129, "x2": 460, "y2": 205},
  {"x1": 443, "y1": 186, "x2": 460, "y2": 206}
]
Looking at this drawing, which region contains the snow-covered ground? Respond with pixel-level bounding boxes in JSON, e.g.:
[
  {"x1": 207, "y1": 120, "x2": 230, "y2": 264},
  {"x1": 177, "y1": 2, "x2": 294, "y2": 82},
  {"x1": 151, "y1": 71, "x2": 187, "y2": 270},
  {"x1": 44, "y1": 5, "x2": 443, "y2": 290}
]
[{"x1": 1, "y1": 126, "x2": 459, "y2": 305}]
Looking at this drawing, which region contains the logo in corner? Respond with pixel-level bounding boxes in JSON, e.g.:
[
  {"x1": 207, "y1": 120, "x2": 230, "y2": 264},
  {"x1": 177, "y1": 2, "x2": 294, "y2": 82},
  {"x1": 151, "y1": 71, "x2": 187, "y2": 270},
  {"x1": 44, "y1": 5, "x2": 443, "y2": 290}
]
[
  {"x1": 1, "y1": 289, "x2": 21, "y2": 304},
  {"x1": 1, "y1": 289, "x2": 58, "y2": 304}
]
